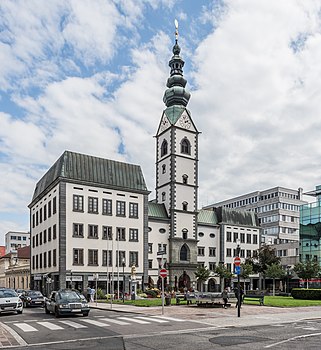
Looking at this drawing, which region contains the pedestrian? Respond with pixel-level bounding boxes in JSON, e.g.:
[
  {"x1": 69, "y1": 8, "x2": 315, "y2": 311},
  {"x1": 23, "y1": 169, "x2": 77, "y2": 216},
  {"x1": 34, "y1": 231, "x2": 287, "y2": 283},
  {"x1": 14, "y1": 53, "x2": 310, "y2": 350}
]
[
  {"x1": 90, "y1": 287, "x2": 95, "y2": 302},
  {"x1": 86, "y1": 285, "x2": 91, "y2": 302},
  {"x1": 235, "y1": 287, "x2": 244, "y2": 308},
  {"x1": 221, "y1": 288, "x2": 228, "y2": 309}
]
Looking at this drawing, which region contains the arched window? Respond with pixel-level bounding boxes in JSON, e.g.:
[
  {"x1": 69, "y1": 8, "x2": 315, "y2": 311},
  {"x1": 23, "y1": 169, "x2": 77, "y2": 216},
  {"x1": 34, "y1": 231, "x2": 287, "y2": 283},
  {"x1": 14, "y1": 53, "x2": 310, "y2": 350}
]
[
  {"x1": 162, "y1": 164, "x2": 166, "y2": 174},
  {"x1": 161, "y1": 140, "x2": 168, "y2": 157},
  {"x1": 182, "y1": 174, "x2": 188, "y2": 184},
  {"x1": 180, "y1": 244, "x2": 189, "y2": 261},
  {"x1": 182, "y1": 201, "x2": 188, "y2": 211},
  {"x1": 181, "y1": 138, "x2": 191, "y2": 154},
  {"x1": 182, "y1": 228, "x2": 188, "y2": 240},
  {"x1": 162, "y1": 192, "x2": 166, "y2": 201}
]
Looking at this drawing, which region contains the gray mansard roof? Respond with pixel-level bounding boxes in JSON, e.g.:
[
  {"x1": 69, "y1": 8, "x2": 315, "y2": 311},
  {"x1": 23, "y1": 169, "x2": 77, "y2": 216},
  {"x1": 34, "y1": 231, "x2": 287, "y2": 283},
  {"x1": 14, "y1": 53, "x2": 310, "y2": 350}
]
[{"x1": 31, "y1": 150, "x2": 148, "y2": 203}]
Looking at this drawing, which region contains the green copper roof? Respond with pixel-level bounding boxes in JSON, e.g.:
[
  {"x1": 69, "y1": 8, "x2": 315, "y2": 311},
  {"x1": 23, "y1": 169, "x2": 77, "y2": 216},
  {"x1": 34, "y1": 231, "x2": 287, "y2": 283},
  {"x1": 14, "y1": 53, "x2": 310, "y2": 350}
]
[
  {"x1": 198, "y1": 209, "x2": 218, "y2": 225},
  {"x1": 215, "y1": 207, "x2": 259, "y2": 227},
  {"x1": 148, "y1": 202, "x2": 168, "y2": 219},
  {"x1": 164, "y1": 105, "x2": 186, "y2": 124},
  {"x1": 31, "y1": 151, "x2": 148, "y2": 202}
]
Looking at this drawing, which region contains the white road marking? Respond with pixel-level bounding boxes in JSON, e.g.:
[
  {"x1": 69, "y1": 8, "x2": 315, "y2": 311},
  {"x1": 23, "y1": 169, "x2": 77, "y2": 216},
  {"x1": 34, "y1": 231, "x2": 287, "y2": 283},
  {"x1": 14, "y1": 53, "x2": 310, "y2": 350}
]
[
  {"x1": 59, "y1": 320, "x2": 87, "y2": 328},
  {"x1": 118, "y1": 317, "x2": 150, "y2": 324},
  {"x1": 37, "y1": 321, "x2": 64, "y2": 330},
  {"x1": 136, "y1": 316, "x2": 168, "y2": 323},
  {"x1": 14, "y1": 323, "x2": 38, "y2": 332},
  {"x1": 154, "y1": 316, "x2": 185, "y2": 322},
  {"x1": 265, "y1": 332, "x2": 321, "y2": 348},
  {"x1": 81, "y1": 319, "x2": 111, "y2": 327},
  {"x1": 100, "y1": 318, "x2": 130, "y2": 325}
]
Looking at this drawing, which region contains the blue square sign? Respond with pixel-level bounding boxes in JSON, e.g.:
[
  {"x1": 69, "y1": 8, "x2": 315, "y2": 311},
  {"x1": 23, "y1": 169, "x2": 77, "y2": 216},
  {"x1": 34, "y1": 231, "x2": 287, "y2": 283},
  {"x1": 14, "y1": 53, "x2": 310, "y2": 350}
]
[{"x1": 235, "y1": 265, "x2": 241, "y2": 275}]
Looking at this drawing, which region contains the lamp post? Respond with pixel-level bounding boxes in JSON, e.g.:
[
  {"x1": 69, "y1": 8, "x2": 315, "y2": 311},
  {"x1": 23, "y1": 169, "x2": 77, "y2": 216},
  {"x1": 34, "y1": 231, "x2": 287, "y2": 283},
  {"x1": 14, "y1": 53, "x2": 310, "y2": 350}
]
[
  {"x1": 286, "y1": 265, "x2": 290, "y2": 295},
  {"x1": 236, "y1": 238, "x2": 241, "y2": 318},
  {"x1": 122, "y1": 258, "x2": 125, "y2": 303}
]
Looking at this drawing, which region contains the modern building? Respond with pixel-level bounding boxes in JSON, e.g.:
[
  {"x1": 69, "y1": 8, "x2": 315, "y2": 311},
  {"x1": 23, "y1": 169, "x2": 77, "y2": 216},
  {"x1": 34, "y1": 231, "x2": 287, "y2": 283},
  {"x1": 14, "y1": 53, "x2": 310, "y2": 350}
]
[
  {"x1": 5, "y1": 231, "x2": 30, "y2": 254},
  {"x1": 29, "y1": 26, "x2": 260, "y2": 295},
  {"x1": 205, "y1": 187, "x2": 307, "y2": 242}
]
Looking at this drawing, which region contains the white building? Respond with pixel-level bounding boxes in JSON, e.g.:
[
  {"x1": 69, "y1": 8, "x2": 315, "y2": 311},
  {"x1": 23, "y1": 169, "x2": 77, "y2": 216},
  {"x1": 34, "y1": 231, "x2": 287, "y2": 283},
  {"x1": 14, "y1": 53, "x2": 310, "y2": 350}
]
[
  {"x1": 29, "y1": 29, "x2": 260, "y2": 295},
  {"x1": 5, "y1": 231, "x2": 30, "y2": 254}
]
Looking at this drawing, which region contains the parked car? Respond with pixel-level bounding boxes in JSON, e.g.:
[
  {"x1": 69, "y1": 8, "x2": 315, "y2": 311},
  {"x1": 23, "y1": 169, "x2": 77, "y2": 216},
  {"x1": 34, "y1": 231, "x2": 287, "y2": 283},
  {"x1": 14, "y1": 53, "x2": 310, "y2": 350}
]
[
  {"x1": 45, "y1": 289, "x2": 90, "y2": 317},
  {"x1": 21, "y1": 290, "x2": 45, "y2": 307},
  {"x1": 0, "y1": 288, "x2": 23, "y2": 315}
]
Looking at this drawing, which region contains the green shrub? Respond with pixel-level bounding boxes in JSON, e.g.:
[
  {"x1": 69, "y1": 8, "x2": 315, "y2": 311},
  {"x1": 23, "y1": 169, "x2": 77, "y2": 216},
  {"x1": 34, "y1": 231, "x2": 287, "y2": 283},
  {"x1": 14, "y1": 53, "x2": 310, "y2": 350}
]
[
  {"x1": 291, "y1": 288, "x2": 321, "y2": 300},
  {"x1": 96, "y1": 288, "x2": 106, "y2": 299}
]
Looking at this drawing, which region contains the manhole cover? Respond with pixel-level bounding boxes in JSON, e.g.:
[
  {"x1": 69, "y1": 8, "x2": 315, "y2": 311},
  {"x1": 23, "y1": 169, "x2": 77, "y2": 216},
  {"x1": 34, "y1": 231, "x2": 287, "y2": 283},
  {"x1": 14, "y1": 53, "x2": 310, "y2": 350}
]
[{"x1": 210, "y1": 335, "x2": 268, "y2": 346}]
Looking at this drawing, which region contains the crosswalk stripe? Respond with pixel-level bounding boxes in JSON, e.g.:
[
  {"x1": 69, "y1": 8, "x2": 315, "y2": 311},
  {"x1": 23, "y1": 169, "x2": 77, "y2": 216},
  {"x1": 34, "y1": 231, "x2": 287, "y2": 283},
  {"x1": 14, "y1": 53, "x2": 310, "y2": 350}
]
[
  {"x1": 135, "y1": 316, "x2": 168, "y2": 323},
  {"x1": 81, "y1": 319, "x2": 110, "y2": 327},
  {"x1": 118, "y1": 317, "x2": 150, "y2": 324},
  {"x1": 155, "y1": 316, "x2": 184, "y2": 322},
  {"x1": 59, "y1": 320, "x2": 87, "y2": 329},
  {"x1": 37, "y1": 322, "x2": 64, "y2": 330},
  {"x1": 100, "y1": 318, "x2": 130, "y2": 325},
  {"x1": 14, "y1": 323, "x2": 38, "y2": 332}
]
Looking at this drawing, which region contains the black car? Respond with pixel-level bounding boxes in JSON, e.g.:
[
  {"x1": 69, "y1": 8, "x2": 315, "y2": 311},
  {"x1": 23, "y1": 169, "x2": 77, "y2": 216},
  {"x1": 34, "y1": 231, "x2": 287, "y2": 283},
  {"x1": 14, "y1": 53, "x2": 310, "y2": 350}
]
[
  {"x1": 21, "y1": 290, "x2": 45, "y2": 307},
  {"x1": 45, "y1": 289, "x2": 90, "y2": 317}
]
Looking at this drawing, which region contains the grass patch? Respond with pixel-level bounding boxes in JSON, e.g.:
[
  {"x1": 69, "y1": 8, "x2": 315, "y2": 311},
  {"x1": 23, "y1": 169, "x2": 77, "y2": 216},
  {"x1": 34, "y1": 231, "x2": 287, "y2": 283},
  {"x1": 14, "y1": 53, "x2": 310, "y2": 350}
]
[{"x1": 244, "y1": 296, "x2": 321, "y2": 307}]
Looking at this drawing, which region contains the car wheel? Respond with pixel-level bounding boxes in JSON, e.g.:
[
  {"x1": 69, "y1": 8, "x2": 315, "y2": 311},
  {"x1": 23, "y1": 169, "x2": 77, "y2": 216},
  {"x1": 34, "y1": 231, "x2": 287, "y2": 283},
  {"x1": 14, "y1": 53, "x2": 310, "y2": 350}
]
[
  {"x1": 17, "y1": 310, "x2": 23, "y2": 314},
  {"x1": 82, "y1": 312, "x2": 89, "y2": 317},
  {"x1": 45, "y1": 306, "x2": 50, "y2": 314},
  {"x1": 54, "y1": 307, "x2": 60, "y2": 318}
]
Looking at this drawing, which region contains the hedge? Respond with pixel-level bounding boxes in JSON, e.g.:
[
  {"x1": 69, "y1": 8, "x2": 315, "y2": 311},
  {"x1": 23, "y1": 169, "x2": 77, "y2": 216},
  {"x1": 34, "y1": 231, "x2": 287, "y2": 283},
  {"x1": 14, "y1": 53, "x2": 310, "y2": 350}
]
[{"x1": 291, "y1": 288, "x2": 321, "y2": 300}]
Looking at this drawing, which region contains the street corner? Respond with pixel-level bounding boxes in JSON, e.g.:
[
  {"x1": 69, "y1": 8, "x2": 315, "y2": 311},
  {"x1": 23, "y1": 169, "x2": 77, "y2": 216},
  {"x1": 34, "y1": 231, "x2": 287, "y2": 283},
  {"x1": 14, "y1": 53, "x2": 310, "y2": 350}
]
[{"x1": 0, "y1": 322, "x2": 26, "y2": 348}]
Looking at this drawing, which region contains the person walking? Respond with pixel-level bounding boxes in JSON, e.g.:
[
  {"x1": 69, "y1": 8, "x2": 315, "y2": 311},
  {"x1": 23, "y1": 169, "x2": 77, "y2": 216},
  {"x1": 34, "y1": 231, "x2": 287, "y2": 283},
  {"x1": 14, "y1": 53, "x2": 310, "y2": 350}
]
[
  {"x1": 221, "y1": 288, "x2": 228, "y2": 309},
  {"x1": 90, "y1": 287, "x2": 95, "y2": 303},
  {"x1": 86, "y1": 286, "x2": 91, "y2": 302},
  {"x1": 235, "y1": 286, "x2": 244, "y2": 308}
]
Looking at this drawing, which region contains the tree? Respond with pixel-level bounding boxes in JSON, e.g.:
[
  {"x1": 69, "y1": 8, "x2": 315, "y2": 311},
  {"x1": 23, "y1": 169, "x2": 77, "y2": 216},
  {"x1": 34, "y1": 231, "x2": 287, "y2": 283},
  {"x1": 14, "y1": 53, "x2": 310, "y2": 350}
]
[
  {"x1": 246, "y1": 245, "x2": 281, "y2": 290},
  {"x1": 294, "y1": 260, "x2": 320, "y2": 289},
  {"x1": 240, "y1": 263, "x2": 254, "y2": 291},
  {"x1": 194, "y1": 266, "x2": 211, "y2": 292},
  {"x1": 214, "y1": 264, "x2": 233, "y2": 292},
  {"x1": 265, "y1": 263, "x2": 285, "y2": 296}
]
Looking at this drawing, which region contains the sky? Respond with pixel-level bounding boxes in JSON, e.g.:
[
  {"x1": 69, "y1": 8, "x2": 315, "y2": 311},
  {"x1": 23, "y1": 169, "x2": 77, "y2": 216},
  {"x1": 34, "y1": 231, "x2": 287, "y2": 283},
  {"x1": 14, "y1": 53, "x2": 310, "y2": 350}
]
[{"x1": 1, "y1": 0, "x2": 321, "y2": 245}]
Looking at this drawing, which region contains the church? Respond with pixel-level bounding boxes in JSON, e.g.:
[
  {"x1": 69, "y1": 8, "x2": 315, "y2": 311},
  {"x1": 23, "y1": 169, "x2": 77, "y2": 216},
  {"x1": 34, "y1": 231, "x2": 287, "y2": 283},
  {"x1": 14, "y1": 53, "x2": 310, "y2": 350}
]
[{"x1": 29, "y1": 27, "x2": 260, "y2": 296}]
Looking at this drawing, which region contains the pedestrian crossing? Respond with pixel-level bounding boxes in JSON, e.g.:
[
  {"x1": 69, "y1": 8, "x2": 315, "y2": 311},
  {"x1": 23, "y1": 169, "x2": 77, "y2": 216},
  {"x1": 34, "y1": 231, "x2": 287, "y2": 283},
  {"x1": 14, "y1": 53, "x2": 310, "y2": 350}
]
[{"x1": 9, "y1": 315, "x2": 184, "y2": 333}]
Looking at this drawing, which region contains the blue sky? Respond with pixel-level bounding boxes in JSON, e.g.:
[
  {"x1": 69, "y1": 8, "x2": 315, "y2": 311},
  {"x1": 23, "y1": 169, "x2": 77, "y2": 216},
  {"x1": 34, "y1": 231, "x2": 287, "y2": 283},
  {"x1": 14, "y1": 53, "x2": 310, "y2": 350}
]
[{"x1": 1, "y1": 0, "x2": 321, "y2": 245}]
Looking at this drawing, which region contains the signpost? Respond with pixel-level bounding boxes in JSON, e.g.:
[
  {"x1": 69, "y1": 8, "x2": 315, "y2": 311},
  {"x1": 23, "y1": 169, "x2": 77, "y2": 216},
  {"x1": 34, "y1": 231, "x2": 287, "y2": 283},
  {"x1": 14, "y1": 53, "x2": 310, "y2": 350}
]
[
  {"x1": 160, "y1": 269, "x2": 167, "y2": 278},
  {"x1": 234, "y1": 253, "x2": 241, "y2": 318},
  {"x1": 234, "y1": 256, "x2": 241, "y2": 266},
  {"x1": 159, "y1": 268, "x2": 167, "y2": 315}
]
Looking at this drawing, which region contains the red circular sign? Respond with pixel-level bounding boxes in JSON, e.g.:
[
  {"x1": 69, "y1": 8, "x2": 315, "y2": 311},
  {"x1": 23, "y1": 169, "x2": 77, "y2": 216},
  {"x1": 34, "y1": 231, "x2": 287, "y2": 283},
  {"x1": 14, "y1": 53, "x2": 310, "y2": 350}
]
[
  {"x1": 159, "y1": 269, "x2": 167, "y2": 278},
  {"x1": 234, "y1": 257, "x2": 241, "y2": 266}
]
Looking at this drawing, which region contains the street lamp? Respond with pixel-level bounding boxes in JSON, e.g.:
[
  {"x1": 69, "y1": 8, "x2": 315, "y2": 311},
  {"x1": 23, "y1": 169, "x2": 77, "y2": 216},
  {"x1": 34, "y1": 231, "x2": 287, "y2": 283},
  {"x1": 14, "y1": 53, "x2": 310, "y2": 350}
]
[
  {"x1": 122, "y1": 258, "x2": 125, "y2": 303},
  {"x1": 286, "y1": 265, "x2": 291, "y2": 295},
  {"x1": 236, "y1": 238, "x2": 241, "y2": 318}
]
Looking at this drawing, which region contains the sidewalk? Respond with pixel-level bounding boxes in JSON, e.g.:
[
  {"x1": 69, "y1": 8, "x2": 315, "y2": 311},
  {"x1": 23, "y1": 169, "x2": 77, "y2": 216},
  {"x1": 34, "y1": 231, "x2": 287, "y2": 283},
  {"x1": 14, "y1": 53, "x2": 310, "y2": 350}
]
[{"x1": 89, "y1": 301, "x2": 321, "y2": 328}]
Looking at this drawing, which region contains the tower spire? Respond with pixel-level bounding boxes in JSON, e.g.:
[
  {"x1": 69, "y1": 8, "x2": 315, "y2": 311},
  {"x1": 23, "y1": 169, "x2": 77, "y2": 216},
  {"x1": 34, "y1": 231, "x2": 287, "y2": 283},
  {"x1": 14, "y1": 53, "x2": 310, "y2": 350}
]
[{"x1": 163, "y1": 19, "x2": 191, "y2": 108}]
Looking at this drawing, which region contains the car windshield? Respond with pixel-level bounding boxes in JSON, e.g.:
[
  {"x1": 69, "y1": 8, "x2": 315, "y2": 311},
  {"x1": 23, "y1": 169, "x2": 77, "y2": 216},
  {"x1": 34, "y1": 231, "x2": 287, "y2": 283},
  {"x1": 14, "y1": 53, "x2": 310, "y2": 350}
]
[
  {"x1": 0, "y1": 290, "x2": 17, "y2": 298},
  {"x1": 57, "y1": 291, "x2": 81, "y2": 302},
  {"x1": 29, "y1": 291, "x2": 42, "y2": 296}
]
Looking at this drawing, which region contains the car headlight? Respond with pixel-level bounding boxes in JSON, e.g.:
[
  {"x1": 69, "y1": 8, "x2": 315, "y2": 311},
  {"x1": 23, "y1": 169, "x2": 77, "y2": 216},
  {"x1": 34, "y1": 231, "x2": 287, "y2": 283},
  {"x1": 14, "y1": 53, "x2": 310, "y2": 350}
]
[
  {"x1": 59, "y1": 304, "x2": 70, "y2": 309},
  {"x1": 82, "y1": 303, "x2": 89, "y2": 308},
  {"x1": 27, "y1": 297, "x2": 31, "y2": 301},
  {"x1": 17, "y1": 302, "x2": 22, "y2": 307}
]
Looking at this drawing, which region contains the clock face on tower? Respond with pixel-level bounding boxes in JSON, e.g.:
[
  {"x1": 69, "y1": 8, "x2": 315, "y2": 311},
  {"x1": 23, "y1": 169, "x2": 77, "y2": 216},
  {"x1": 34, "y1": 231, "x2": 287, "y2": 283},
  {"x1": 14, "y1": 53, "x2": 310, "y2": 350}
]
[
  {"x1": 179, "y1": 114, "x2": 191, "y2": 129},
  {"x1": 160, "y1": 116, "x2": 169, "y2": 132}
]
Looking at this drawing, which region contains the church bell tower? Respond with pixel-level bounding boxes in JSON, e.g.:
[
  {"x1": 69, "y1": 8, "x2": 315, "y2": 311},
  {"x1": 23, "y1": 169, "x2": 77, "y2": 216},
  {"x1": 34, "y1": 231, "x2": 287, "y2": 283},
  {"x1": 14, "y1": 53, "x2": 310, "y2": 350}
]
[{"x1": 155, "y1": 21, "x2": 199, "y2": 289}]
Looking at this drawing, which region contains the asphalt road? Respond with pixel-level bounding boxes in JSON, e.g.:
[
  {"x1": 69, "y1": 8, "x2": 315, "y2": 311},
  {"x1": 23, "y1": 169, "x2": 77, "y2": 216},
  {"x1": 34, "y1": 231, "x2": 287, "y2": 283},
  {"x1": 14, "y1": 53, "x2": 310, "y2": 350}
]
[{"x1": 2, "y1": 307, "x2": 321, "y2": 349}]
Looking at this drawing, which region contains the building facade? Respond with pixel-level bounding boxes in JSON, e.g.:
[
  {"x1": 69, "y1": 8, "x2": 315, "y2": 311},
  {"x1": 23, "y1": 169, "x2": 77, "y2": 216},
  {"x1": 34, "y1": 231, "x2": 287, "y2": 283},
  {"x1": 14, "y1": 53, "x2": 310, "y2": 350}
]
[
  {"x1": 205, "y1": 187, "x2": 307, "y2": 242},
  {"x1": 5, "y1": 231, "x2": 30, "y2": 254}
]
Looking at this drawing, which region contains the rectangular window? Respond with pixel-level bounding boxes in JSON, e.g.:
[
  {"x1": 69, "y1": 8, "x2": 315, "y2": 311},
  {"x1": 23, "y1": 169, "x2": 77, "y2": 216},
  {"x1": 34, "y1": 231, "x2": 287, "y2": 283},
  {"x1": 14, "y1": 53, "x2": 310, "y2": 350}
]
[
  {"x1": 53, "y1": 197, "x2": 57, "y2": 214},
  {"x1": 32, "y1": 256, "x2": 35, "y2": 270},
  {"x1": 73, "y1": 195, "x2": 84, "y2": 212},
  {"x1": 44, "y1": 252, "x2": 47, "y2": 268},
  {"x1": 117, "y1": 251, "x2": 126, "y2": 267},
  {"x1": 163, "y1": 244, "x2": 167, "y2": 254},
  {"x1": 246, "y1": 234, "x2": 251, "y2": 244},
  {"x1": 32, "y1": 236, "x2": 35, "y2": 248},
  {"x1": 88, "y1": 225, "x2": 98, "y2": 238},
  {"x1": 53, "y1": 249, "x2": 57, "y2": 266},
  {"x1": 129, "y1": 202, "x2": 139, "y2": 218},
  {"x1": 129, "y1": 251, "x2": 138, "y2": 267},
  {"x1": 148, "y1": 243, "x2": 153, "y2": 254},
  {"x1": 48, "y1": 227, "x2": 52, "y2": 241},
  {"x1": 36, "y1": 211, "x2": 39, "y2": 226},
  {"x1": 36, "y1": 255, "x2": 38, "y2": 269},
  {"x1": 129, "y1": 228, "x2": 138, "y2": 242},
  {"x1": 233, "y1": 232, "x2": 238, "y2": 242},
  {"x1": 209, "y1": 247, "x2": 216, "y2": 257},
  {"x1": 246, "y1": 250, "x2": 251, "y2": 258},
  {"x1": 88, "y1": 197, "x2": 98, "y2": 213},
  {"x1": 240, "y1": 249, "x2": 245, "y2": 258},
  {"x1": 102, "y1": 250, "x2": 112, "y2": 266},
  {"x1": 88, "y1": 249, "x2": 98, "y2": 266},
  {"x1": 40, "y1": 208, "x2": 43, "y2": 223},
  {"x1": 73, "y1": 248, "x2": 84, "y2": 265},
  {"x1": 209, "y1": 262, "x2": 216, "y2": 271},
  {"x1": 253, "y1": 234, "x2": 258, "y2": 244},
  {"x1": 48, "y1": 201, "x2": 52, "y2": 218},
  {"x1": 240, "y1": 233, "x2": 245, "y2": 244},
  {"x1": 198, "y1": 247, "x2": 205, "y2": 256},
  {"x1": 44, "y1": 204, "x2": 47, "y2": 221},
  {"x1": 116, "y1": 227, "x2": 126, "y2": 241},
  {"x1": 39, "y1": 253, "x2": 42, "y2": 269},
  {"x1": 43, "y1": 229, "x2": 47, "y2": 243},
  {"x1": 148, "y1": 259, "x2": 153, "y2": 269},
  {"x1": 53, "y1": 225, "x2": 57, "y2": 240},
  {"x1": 226, "y1": 263, "x2": 232, "y2": 272},
  {"x1": 116, "y1": 201, "x2": 126, "y2": 216},
  {"x1": 39, "y1": 232, "x2": 42, "y2": 245},
  {"x1": 226, "y1": 232, "x2": 232, "y2": 242},
  {"x1": 32, "y1": 214, "x2": 35, "y2": 228},
  {"x1": 36, "y1": 234, "x2": 39, "y2": 247},
  {"x1": 73, "y1": 223, "x2": 84, "y2": 237},
  {"x1": 102, "y1": 226, "x2": 112, "y2": 240},
  {"x1": 226, "y1": 248, "x2": 232, "y2": 257},
  {"x1": 48, "y1": 251, "x2": 52, "y2": 267},
  {"x1": 102, "y1": 199, "x2": 112, "y2": 215}
]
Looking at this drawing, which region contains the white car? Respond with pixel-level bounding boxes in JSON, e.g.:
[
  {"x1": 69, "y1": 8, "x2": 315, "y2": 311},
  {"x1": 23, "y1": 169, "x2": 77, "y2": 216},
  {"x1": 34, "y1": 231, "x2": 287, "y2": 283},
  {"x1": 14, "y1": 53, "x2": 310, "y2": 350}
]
[{"x1": 0, "y1": 288, "x2": 23, "y2": 314}]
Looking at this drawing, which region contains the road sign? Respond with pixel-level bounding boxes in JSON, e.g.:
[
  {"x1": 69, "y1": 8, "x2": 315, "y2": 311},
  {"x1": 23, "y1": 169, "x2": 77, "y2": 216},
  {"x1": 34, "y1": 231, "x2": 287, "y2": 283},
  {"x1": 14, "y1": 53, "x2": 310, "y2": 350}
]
[
  {"x1": 234, "y1": 256, "x2": 241, "y2": 266},
  {"x1": 159, "y1": 268, "x2": 167, "y2": 278},
  {"x1": 235, "y1": 265, "x2": 241, "y2": 275},
  {"x1": 157, "y1": 250, "x2": 166, "y2": 255}
]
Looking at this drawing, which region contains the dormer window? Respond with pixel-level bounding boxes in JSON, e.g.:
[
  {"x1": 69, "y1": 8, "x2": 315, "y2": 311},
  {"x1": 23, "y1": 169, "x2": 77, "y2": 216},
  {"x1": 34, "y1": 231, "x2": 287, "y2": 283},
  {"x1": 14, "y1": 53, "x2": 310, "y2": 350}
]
[
  {"x1": 161, "y1": 140, "x2": 168, "y2": 157},
  {"x1": 181, "y1": 138, "x2": 191, "y2": 154},
  {"x1": 182, "y1": 174, "x2": 188, "y2": 184}
]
